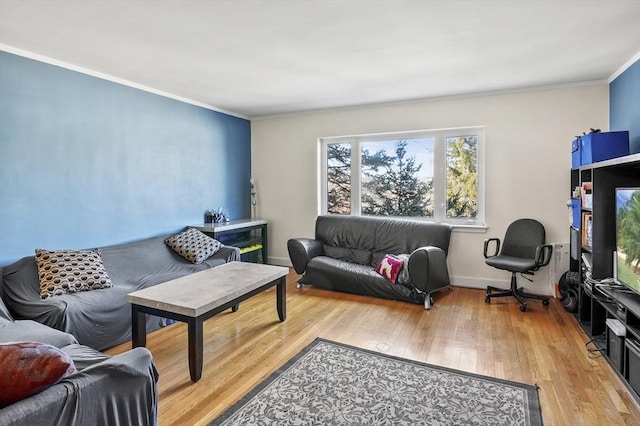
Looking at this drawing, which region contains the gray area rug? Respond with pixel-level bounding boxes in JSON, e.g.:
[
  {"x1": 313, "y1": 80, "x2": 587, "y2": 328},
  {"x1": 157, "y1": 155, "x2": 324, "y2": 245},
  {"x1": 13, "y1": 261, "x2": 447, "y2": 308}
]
[{"x1": 211, "y1": 338, "x2": 542, "y2": 425}]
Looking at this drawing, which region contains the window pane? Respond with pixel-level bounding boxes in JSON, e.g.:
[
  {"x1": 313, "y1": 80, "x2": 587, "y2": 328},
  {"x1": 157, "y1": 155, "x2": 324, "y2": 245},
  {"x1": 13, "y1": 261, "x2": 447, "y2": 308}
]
[
  {"x1": 327, "y1": 143, "x2": 351, "y2": 215},
  {"x1": 360, "y1": 139, "x2": 434, "y2": 217},
  {"x1": 446, "y1": 135, "x2": 478, "y2": 219}
]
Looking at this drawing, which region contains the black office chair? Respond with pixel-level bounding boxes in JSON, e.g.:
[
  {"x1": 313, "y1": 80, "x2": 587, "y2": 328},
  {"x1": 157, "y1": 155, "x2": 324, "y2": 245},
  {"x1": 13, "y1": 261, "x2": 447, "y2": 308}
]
[{"x1": 484, "y1": 218, "x2": 553, "y2": 312}]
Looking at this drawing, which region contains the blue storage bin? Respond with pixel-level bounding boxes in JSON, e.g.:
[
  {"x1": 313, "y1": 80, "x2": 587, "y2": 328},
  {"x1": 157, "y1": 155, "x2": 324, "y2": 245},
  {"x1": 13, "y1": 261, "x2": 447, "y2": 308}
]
[
  {"x1": 571, "y1": 138, "x2": 581, "y2": 169},
  {"x1": 580, "y1": 131, "x2": 629, "y2": 165}
]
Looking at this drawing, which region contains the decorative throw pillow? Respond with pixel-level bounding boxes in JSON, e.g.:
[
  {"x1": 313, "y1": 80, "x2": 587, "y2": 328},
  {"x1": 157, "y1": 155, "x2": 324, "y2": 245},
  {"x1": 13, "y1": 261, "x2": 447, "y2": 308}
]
[
  {"x1": 165, "y1": 227, "x2": 222, "y2": 264},
  {"x1": 375, "y1": 254, "x2": 404, "y2": 284},
  {"x1": 35, "y1": 249, "x2": 113, "y2": 299},
  {"x1": 0, "y1": 342, "x2": 77, "y2": 408}
]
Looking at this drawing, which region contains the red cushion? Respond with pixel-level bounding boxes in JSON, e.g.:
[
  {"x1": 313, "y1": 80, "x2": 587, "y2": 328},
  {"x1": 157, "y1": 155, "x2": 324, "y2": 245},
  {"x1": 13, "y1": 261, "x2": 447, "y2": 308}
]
[
  {"x1": 375, "y1": 254, "x2": 404, "y2": 284},
  {"x1": 0, "y1": 342, "x2": 77, "y2": 408}
]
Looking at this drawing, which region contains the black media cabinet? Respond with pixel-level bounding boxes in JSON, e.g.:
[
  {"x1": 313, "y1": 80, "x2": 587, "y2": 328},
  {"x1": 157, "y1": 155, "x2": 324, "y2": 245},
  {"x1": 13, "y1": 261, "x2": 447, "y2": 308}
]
[
  {"x1": 588, "y1": 285, "x2": 640, "y2": 398},
  {"x1": 193, "y1": 219, "x2": 268, "y2": 264}
]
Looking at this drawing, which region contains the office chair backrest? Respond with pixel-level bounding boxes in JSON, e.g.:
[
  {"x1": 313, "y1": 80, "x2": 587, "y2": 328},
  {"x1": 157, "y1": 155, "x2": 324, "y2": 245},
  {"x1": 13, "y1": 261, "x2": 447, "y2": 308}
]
[{"x1": 500, "y1": 218, "x2": 546, "y2": 259}]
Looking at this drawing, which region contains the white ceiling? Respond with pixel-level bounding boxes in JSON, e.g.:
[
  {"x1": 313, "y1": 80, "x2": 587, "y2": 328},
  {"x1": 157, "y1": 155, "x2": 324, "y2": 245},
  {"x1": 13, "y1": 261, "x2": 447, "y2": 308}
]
[{"x1": 1, "y1": 0, "x2": 639, "y2": 118}]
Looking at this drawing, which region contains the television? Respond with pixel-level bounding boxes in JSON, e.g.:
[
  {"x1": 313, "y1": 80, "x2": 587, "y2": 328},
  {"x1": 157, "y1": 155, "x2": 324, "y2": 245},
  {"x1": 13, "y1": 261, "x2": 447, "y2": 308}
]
[{"x1": 615, "y1": 188, "x2": 640, "y2": 295}]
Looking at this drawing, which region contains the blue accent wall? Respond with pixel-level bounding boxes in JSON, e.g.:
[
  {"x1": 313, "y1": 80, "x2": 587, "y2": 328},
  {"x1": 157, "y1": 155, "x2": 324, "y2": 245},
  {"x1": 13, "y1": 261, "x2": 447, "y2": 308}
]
[
  {"x1": 0, "y1": 51, "x2": 251, "y2": 265},
  {"x1": 610, "y1": 58, "x2": 640, "y2": 153}
]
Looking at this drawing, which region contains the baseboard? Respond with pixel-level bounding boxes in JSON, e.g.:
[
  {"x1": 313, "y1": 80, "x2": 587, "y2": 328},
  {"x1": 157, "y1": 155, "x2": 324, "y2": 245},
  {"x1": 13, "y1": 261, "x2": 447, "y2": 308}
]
[
  {"x1": 452, "y1": 275, "x2": 555, "y2": 297},
  {"x1": 452, "y1": 275, "x2": 509, "y2": 290},
  {"x1": 268, "y1": 256, "x2": 292, "y2": 267}
]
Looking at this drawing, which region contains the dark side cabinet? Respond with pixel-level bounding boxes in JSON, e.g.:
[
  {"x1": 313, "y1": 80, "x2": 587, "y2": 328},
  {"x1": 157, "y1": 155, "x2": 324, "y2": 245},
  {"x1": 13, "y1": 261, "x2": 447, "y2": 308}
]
[{"x1": 194, "y1": 219, "x2": 268, "y2": 264}]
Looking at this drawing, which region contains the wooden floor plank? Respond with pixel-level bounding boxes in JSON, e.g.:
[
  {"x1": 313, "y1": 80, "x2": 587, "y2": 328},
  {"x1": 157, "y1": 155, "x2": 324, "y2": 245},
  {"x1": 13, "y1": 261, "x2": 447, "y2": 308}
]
[{"x1": 106, "y1": 269, "x2": 640, "y2": 425}]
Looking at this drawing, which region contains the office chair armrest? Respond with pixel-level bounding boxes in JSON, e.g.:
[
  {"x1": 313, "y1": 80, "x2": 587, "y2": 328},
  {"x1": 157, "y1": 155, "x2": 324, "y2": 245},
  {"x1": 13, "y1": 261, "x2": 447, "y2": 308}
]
[
  {"x1": 535, "y1": 244, "x2": 553, "y2": 267},
  {"x1": 483, "y1": 238, "x2": 501, "y2": 258}
]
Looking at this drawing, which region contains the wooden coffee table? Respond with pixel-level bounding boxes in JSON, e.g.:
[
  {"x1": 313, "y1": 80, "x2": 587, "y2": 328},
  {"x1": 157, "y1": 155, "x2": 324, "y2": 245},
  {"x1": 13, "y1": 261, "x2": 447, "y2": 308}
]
[{"x1": 126, "y1": 261, "x2": 289, "y2": 382}]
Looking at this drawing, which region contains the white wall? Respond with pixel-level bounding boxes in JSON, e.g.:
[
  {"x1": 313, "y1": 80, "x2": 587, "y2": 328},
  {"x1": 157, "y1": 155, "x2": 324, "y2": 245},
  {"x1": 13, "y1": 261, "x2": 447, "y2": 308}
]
[{"x1": 251, "y1": 84, "x2": 608, "y2": 295}]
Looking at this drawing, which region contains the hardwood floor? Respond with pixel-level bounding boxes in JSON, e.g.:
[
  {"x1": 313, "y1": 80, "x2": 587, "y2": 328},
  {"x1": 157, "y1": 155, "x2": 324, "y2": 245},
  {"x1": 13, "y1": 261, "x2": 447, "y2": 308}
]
[{"x1": 106, "y1": 269, "x2": 640, "y2": 425}]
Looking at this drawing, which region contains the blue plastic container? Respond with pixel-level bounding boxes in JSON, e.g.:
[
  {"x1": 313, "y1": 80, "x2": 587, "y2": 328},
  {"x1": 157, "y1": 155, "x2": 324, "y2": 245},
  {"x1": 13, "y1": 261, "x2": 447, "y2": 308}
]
[
  {"x1": 580, "y1": 131, "x2": 629, "y2": 165},
  {"x1": 571, "y1": 138, "x2": 581, "y2": 169}
]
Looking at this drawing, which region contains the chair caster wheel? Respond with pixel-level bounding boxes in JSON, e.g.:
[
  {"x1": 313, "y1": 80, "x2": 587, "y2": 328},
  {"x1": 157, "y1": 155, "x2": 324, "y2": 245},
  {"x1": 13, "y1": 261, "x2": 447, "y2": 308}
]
[
  {"x1": 519, "y1": 304, "x2": 527, "y2": 312},
  {"x1": 485, "y1": 296, "x2": 490, "y2": 304},
  {"x1": 542, "y1": 299, "x2": 549, "y2": 306}
]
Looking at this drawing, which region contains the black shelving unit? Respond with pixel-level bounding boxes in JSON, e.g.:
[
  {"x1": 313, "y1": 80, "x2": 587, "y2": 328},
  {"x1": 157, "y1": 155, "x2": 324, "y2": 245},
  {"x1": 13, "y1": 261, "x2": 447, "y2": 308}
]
[{"x1": 571, "y1": 153, "x2": 640, "y2": 400}]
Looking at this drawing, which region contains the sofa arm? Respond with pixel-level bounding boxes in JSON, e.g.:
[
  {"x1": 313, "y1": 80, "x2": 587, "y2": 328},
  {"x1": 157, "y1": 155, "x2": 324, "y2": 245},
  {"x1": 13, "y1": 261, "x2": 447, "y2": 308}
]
[
  {"x1": 408, "y1": 246, "x2": 450, "y2": 297},
  {"x1": 287, "y1": 238, "x2": 324, "y2": 274},
  {"x1": 0, "y1": 319, "x2": 78, "y2": 348},
  {"x1": 217, "y1": 245, "x2": 242, "y2": 262},
  {"x1": 0, "y1": 347, "x2": 159, "y2": 426}
]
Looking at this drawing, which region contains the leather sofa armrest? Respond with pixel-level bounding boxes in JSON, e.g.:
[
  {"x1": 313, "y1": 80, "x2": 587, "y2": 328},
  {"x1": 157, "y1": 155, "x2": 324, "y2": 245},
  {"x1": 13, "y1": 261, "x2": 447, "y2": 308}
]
[
  {"x1": 287, "y1": 238, "x2": 324, "y2": 274},
  {"x1": 407, "y1": 246, "x2": 450, "y2": 295}
]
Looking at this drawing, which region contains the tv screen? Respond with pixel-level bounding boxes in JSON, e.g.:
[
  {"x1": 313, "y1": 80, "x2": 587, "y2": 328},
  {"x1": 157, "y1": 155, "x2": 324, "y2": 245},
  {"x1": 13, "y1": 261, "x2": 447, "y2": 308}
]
[{"x1": 616, "y1": 188, "x2": 640, "y2": 295}]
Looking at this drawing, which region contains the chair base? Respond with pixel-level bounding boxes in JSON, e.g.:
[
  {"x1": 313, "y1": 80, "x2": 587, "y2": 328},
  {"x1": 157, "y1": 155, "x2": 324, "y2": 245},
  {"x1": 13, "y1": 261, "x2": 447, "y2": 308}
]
[{"x1": 485, "y1": 273, "x2": 550, "y2": 312}]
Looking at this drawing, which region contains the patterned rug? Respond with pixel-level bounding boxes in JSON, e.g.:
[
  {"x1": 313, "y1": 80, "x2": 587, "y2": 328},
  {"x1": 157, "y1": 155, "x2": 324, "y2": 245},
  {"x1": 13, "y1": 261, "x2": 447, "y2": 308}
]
[{"x1": 210, "y1": 338, "x2": 542, "y2": 426}]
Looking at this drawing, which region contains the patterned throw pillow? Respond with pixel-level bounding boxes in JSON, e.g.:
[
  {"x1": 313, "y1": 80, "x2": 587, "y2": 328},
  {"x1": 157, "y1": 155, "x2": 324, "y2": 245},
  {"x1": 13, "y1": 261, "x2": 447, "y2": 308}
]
[
  {"x1": 375, "y1": 254, "x2": 404, "y2": 284},
  {"x1": 35, "y1": 249, "x2": 113, "y2": 299},
  {"x1": 0, "y1": 342, "x2": 77, "y2": 408},
  {"x1": 165, "y1": 227, "x2": 222, "y2": 264}
]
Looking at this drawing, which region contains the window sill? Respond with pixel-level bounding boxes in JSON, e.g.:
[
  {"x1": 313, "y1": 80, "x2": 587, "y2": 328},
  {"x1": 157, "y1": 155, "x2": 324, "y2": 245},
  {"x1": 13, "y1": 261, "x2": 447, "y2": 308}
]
[{"x1": 451, "y1": 223, "x2": 488, "y2": 233}]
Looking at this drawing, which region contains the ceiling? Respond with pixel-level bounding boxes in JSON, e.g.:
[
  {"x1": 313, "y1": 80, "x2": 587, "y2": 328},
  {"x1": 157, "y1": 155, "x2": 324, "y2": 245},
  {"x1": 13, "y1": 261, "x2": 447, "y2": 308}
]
[{"x1": 1, "y1": 1, "x2": 639, "y2": 118}]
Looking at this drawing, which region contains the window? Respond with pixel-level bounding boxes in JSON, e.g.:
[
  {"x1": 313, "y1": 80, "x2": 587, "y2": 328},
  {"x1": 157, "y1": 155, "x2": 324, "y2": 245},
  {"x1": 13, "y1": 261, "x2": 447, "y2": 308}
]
[{"x1": 321, "y1": 127, "x2": 484, "y2": 225}]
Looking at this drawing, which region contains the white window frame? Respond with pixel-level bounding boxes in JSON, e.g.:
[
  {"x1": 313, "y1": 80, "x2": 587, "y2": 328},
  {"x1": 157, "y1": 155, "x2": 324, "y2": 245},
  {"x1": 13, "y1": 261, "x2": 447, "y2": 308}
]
[{"x1": 319, "y1": 126, "x2": 485, "y2": 227}]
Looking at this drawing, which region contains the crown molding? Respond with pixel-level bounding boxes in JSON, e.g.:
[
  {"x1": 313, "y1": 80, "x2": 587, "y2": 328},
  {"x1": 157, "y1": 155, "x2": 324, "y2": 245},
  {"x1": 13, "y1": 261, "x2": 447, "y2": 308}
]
[
  {"x1": 253, "y1": 79, "x2": 608, "y2": 120},
  {"x1": 609, "y1": 50, "x2": 640, "y2": 83},
  {"x1": 0, "y1": 44, "x2": 249, "y2": 120}
]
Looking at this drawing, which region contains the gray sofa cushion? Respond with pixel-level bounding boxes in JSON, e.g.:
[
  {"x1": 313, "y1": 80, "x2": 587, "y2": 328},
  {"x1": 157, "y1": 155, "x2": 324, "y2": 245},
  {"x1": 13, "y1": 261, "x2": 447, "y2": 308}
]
[
  {"x1": 1, "y1": 297, "x2": 82, "y2": 349},
  {"x1": 0, "y1": 318, "x2": 78, "y2": 348},
  {"x1": 60, "y1": 344, "x2": 111, "y2": 371}
]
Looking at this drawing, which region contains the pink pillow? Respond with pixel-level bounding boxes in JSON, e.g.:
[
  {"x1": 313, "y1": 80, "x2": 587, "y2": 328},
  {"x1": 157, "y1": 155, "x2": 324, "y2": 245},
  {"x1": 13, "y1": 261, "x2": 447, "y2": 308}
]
[
  {"x1": 0, "y1": 342, "x2": 77, "y2": 408},
  {"x1": 375, "y1": 254, "x2": 404, "y2": 284}
]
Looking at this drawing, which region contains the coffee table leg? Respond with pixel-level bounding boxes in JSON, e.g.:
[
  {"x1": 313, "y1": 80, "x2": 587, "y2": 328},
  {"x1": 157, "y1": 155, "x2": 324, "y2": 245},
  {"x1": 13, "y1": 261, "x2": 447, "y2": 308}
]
[
  {"x1": 131, "y1": 305, "x2": 147, "y2": 348},
  {"x1": 277, "y1": 276, "x2": 286, "y2": 321},
  {"x1": 188, "y1": 317, "x2": 204, "y2": 382}
]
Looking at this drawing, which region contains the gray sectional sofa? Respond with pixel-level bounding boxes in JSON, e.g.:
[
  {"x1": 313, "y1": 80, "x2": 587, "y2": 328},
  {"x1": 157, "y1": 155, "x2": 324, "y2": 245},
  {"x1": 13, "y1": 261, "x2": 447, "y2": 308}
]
[
  {"x1": 1, "y1": 233, "x2": 240, "y2": 351},
  {"x1": 0, "y1": 230, "x2": 239, "y2": 423},
  {"x1": 288, "y1": 215, "x2": 452, "y2": 309},
  {"x1": 0, "y1": 297, "x2": 159, "y2": 426}
]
